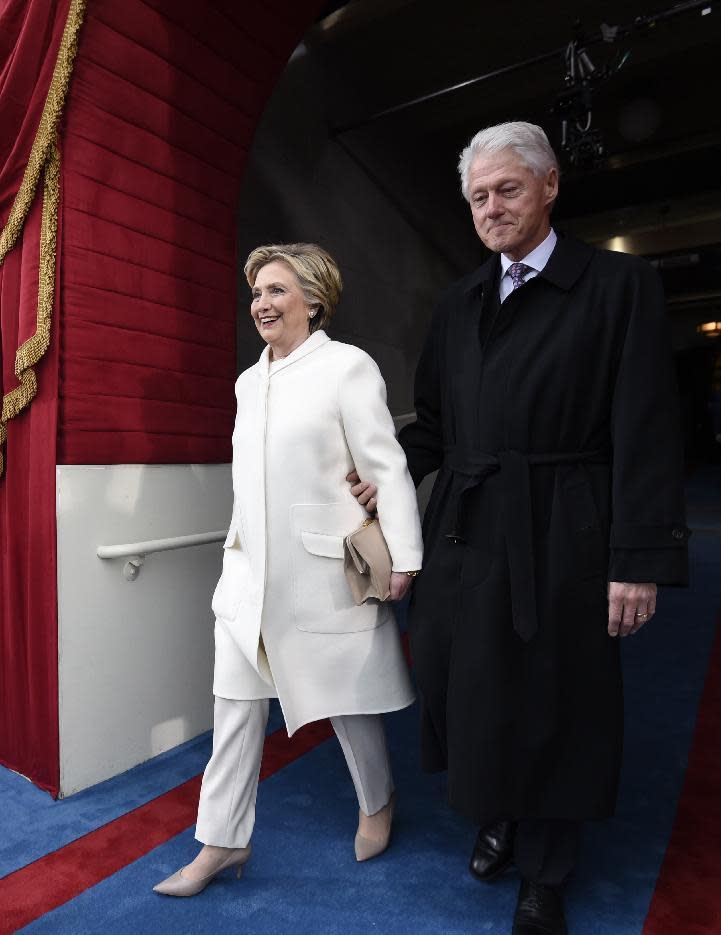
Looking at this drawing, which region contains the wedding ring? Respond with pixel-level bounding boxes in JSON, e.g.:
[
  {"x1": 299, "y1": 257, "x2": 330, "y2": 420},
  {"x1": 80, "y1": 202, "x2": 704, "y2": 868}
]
[{"x1": 634, "y1": 611, "x2": 650, "y2": 619}]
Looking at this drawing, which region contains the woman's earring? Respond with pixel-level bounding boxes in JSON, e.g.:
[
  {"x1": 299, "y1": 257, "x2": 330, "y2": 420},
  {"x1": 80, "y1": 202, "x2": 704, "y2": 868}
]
[{"x1": 308, "y1": 310, "x2": 316, "y2": 319}]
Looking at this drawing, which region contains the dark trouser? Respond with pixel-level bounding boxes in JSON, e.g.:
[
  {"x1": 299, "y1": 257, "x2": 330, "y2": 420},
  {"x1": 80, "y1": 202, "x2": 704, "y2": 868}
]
[{"x1": 513, "y1": 819, "x2": 580, "y2": 886}]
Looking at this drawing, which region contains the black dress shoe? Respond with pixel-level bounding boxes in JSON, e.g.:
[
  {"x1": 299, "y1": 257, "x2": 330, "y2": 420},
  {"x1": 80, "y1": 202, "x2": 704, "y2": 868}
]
[
  {"x1": 469, "y1": 820, "x2": 516, "y2": 882},
  {"x1": 512, "y1": 880, "x2": 567, "y2": 935}
]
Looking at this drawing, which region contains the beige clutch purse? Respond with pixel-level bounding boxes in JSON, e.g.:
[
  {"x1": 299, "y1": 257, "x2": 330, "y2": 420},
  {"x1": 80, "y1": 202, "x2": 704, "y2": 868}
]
[{"x1": 343, "y1": 517, "x2": 392, "y2": 605}]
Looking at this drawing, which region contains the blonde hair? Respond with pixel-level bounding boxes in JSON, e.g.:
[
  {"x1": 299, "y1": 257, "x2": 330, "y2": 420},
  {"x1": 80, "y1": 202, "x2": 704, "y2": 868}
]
[{"x1": 244, "y1": 243, "x2": 342, "y2": 333}]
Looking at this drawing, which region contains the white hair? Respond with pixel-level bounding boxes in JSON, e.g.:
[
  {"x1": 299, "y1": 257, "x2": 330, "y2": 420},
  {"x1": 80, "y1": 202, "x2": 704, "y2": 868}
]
[{"x1": 458, "y1": 121, "x2": 559, "y2": 201}]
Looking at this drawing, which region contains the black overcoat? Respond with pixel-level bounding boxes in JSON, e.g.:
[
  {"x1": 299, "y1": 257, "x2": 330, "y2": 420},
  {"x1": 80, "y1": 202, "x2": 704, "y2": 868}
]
[{"x1": 399, "y1": 233, "x2": 689, "y2": 826}]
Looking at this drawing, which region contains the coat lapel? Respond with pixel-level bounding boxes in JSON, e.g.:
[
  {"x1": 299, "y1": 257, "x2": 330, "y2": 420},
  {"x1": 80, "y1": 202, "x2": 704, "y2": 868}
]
[
  {"x1": 452, "y1": 255, "x2": 500, "y2": 450},
  {"x1": 458, "y1": 253, "x2": 499, "y2": 343},
  {"x1": 537, "y1": 232, "x2": 594, "y2": 291},
  {"x1": 462, "y1": 251, "x2": 497, "y2": 292}
]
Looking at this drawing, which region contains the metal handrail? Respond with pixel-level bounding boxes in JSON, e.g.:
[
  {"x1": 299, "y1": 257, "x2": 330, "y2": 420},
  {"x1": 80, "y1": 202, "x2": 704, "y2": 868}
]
[
  {"x1": 98, "y1": 530, "x2": 227, "y2": 580},
  {"x1": 97, "y1": 530, "x2": 227, "y2": 560}
]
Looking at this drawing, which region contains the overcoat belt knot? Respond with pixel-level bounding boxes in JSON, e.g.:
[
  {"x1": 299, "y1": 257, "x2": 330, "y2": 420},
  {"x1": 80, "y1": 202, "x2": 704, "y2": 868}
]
[{"x1": 442, "y1": 446, "x2": 610, "y2": 642}]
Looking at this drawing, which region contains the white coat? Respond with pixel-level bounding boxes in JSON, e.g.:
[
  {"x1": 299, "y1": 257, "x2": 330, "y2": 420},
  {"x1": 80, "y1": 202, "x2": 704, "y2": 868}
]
[{"x1": 211, "y1": 330, "x2": 423, "y2": 735}]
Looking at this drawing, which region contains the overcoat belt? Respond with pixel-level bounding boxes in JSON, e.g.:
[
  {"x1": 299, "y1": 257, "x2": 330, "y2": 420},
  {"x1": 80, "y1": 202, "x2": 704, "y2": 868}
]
[{"x1": 442, "y1": 447, "x2": 609, "y2": 641}]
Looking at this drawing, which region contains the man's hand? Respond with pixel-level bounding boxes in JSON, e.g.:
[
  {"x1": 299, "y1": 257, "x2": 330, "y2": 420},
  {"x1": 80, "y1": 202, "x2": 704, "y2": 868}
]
[
  {"x1": 607, "y1": 581, "x2": 657, "y2": 638},
  {"x1": 390, "y1": 571, "x2": 412, "y2": 602},
  {"x1": 346, "y1": 469, "x2": 378, "y2": 513}
]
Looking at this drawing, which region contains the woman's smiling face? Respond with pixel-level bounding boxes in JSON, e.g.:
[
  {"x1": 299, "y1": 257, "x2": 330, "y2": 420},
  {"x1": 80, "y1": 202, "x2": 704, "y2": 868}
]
[{"x1": 250, "y1": 260, "x2": 315, "y2": 359}]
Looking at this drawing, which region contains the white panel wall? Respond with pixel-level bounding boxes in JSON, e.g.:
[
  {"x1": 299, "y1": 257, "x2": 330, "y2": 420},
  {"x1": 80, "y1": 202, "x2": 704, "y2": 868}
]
[{"x1": 56, "y1": 464, "x2": 232, "y2": 797}]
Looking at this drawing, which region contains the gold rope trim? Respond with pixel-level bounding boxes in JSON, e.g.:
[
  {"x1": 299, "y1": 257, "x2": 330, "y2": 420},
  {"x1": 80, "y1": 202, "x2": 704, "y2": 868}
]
[
  {"x1": 0, "y1": 0, "x2": 85, "y2": 265},
  {"x1": 15, "y1": 145, "x2": 60, "y2": 377},
  {"x1": 0, "y1": 370, "x2": 37, "y2": 477},
  {"x1": 1, "y1": 370, "x2": 38, "y2": 424},
  {"x1": 0, "y1": 0, "x2": 86, "y2": 478}
]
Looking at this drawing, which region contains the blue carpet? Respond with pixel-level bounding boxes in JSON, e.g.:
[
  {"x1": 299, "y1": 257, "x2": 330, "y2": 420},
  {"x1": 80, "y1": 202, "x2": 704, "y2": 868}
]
[
  {"x1": 3, "y1": 467, "x2": 720, "y2": 934},
  {"x1": 0, "y1": 698, "x2": 285, "y2": 879}
]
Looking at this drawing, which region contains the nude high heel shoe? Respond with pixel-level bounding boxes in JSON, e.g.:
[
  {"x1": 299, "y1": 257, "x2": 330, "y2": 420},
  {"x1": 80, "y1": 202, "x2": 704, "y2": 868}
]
[
  {"x1": 355, "y1": 793, "x2": 395, "y2": 862},
  {"x1": 153, "y1": 845, "x2": 252, "y2": 897}
]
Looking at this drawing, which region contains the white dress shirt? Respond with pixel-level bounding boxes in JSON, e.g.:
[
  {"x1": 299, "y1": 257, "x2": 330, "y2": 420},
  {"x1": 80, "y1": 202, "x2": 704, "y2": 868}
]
[{"x1": 499, "y1": 228, "x2": 557, "y2": 303}]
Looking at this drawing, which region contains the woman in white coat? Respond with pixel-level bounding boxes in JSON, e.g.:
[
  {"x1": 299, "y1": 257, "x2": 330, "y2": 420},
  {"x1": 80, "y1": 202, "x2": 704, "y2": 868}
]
[{"x1": 154, "y1": 243, "x2": 423, "y2": 897}]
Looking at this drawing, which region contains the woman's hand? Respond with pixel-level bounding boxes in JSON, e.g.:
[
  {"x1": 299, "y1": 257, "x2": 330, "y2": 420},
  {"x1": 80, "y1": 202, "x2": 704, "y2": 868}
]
[{"x1": 389, "y1": 571, "x2": 413, "y2": 602}]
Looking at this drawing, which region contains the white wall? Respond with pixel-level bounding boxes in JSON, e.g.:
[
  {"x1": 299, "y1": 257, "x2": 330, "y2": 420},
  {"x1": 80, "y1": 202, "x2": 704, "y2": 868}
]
[{"x1": 56, "y1": 464, "x2": 231, "y2": 796}]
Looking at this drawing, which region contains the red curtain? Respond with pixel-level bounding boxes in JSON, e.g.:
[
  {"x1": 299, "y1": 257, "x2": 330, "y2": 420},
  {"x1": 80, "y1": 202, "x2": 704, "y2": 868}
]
[
  {"x1": 1, "y1": 0, "x2": 325, "y2": 797},
  {"x1": 0, "y1": 0, "x2": 72, "y2": 797}
]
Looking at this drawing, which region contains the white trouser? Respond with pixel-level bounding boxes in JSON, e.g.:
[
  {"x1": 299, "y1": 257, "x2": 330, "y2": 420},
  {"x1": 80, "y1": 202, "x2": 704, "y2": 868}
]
[{"x1": 195, "y1": 696, "x2": 395, "y2": 848}]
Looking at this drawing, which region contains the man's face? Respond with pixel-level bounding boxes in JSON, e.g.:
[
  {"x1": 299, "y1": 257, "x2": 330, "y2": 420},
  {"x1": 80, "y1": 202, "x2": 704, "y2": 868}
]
[{"x1": 467, "y1": 149, "x2": 558, "y2": 261}]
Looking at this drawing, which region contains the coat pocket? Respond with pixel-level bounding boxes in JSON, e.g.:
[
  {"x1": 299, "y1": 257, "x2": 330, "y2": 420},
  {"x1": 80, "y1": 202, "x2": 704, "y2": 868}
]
[
  {"x1": 211, "y1": 516, "x2": 252, "y2": 622},
  {"x1": 562, "y1": 468, "x2": 607, "y2": 580},
  {"x1": 290, "y1": 502, "x2": 383, "y2": 634},
  {"x1": 300, "y1": 531, "x2": 346, "y2": 559}
]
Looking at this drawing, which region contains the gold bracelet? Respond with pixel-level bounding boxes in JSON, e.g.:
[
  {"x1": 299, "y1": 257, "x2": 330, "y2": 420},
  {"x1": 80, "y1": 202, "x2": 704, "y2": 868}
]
[{"x1": 405, "y1": 570, "x2": 421, "y2": 578}]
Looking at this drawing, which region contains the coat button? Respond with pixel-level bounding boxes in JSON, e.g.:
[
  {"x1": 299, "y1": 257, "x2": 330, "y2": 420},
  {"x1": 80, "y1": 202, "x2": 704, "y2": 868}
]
[{"x1": 671, "y1": 528, "x2": 685, "y2": 540}]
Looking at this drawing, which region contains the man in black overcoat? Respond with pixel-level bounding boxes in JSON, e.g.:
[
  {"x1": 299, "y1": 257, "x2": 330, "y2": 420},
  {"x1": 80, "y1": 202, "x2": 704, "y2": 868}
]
[{"x1": 349, "y1": 122, "x2": 688, "y2": 934}]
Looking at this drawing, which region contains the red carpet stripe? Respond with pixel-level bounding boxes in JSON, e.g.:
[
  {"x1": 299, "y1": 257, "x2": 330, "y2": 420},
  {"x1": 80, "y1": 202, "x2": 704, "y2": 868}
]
[
  {"x1": 0, "y1": 719, "x2": 334, "y2": 935},
  {"x1": 643, "y1": 609, "x2": 721, "y2": 935}
]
